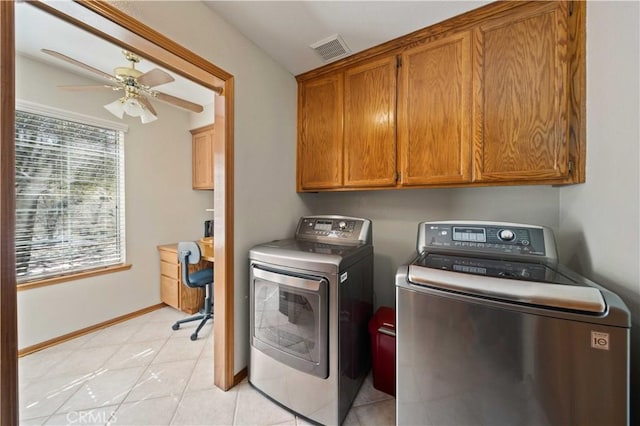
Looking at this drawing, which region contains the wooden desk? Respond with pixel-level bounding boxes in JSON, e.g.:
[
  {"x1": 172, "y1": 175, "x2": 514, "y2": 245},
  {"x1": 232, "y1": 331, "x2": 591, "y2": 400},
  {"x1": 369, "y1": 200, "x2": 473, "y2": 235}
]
[
  {"x1": 198, "y1": 237, "x2": 215, "y2": 262},
  {"x1": 157, "y1": 243, "x2": 214, "y2": 314}
]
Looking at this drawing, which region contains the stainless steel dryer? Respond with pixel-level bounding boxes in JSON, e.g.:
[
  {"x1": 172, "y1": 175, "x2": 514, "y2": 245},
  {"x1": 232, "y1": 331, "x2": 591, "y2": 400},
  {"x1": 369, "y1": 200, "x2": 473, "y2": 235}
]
[
  {"x1": 249, "y1": 215, "x2": 373, "y2": 425},
  {"x1": 396, "y1": 221, "x2": 630, "y2": 426}
]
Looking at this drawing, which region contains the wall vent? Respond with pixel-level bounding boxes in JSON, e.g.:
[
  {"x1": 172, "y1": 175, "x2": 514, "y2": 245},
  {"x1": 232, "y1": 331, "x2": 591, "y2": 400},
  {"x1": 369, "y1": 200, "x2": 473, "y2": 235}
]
[{"x1": 310, "y1": 34, "x2": 351, "y2": 62}]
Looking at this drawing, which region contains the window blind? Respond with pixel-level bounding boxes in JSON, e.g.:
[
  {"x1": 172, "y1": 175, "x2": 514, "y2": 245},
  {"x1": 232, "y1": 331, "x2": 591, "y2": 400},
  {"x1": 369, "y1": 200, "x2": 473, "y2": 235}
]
[{"x1": 15, "y1": 109, "x2": 126, "y2": 284}]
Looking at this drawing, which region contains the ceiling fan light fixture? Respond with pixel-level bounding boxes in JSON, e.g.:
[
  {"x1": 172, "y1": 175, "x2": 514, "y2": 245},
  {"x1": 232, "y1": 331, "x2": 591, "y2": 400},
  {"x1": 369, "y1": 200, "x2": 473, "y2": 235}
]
[
  {"x1": 139, "y1": 105, "x2": 158, "y2": 124},
  {"x1": 123, "y1": 97, "x2": 144, "y2": 117},
  {"x1": 104, "y1": 98, "x2": 125, "y2": 119},
  {"x1": 104, "y1": 96, "x2": 157, "y2": 124}
]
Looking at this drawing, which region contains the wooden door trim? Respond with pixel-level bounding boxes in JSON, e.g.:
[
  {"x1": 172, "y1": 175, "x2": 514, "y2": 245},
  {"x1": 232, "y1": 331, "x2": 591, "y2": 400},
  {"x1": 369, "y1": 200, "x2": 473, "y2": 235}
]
[
  {"x1": 213, "y1": 89, "x2": 234, "y2": 390},
  {"x1": 4, "y1": 0, "x2": 237, "y2": 394},
  {"x1": 0, "y1": 2, "x2": 18, "y2": 424}
]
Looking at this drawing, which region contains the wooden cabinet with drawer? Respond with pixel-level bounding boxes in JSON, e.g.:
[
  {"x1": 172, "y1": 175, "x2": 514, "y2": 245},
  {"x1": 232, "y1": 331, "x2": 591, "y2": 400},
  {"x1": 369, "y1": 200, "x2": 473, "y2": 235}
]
[{"x1": 157, "y1": 244, "x2": 209, "y2": 314}]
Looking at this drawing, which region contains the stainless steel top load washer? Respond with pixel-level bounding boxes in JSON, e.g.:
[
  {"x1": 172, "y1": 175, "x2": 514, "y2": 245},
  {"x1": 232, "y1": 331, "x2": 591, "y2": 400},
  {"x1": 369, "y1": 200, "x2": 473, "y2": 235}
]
[
  {"x1": 249, "y1": 215, "x2": 373, "y2": 425},
  {"x1": 396, "y1": 221, "x2": 630, "y2": 426}
]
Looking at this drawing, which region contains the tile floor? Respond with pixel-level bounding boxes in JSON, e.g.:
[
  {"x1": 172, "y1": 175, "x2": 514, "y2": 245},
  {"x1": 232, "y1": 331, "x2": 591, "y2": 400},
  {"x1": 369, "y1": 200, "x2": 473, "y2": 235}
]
[{"x1": 19, "y1": 307, "x2": 395, "y2": 425}]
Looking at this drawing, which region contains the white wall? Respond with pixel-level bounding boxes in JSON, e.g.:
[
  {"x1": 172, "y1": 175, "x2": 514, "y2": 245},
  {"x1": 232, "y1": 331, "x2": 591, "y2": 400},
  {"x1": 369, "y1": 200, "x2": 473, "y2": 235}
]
[
  {"x1": 108, "y1": 1, "x2": 307, "y2": 374},
  {"x1": 16, "y1": 54, "x2": 213, "y2": 348},
  {"x1": 558, "y1": 1, "x2": 640, "y2": 419}
]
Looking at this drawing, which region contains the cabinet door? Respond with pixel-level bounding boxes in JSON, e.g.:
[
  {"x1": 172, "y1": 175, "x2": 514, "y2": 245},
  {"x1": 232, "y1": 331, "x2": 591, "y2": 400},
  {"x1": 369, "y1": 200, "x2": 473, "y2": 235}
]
[
  {"x1": 192, "y1": 126, "x2": 214, "y2": 190},
  {"x1": 398, "y1": 31, "x2": 472, "y2": 185},
  {"x1": 298, "y1": 74, "x2": 344, "y2": 190},
  {"x1": 344, "y1": 56, "x2": 397, "y2": 187},
  {"x1": 473, "y1": 2, "x2": 570, "y2": 182}
]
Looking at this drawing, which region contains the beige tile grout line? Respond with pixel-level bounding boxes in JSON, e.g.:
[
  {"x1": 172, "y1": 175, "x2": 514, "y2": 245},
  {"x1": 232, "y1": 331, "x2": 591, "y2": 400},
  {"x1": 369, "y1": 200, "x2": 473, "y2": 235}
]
[
  {"x1": 106, "y1": 327, "x2": 174, "y2": 425},
  {"x1": 168, "y1": 328, "x2": 211, "y2": 425},
  {"x1": 231, "y1": 374, "x2": 242, "y2": 426}
]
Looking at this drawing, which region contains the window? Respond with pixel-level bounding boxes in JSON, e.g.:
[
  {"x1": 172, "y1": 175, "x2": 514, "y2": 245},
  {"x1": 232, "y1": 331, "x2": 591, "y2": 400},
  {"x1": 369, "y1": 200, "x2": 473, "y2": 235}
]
[{"x1": 15, "y1": 102, "x2": 126, "y2": 284}]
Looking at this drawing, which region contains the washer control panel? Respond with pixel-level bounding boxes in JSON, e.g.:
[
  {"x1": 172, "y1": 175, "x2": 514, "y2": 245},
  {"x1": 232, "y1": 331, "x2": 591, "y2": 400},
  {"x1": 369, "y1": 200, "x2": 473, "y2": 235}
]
[
  {"x1": 296, "y1": 216, "x2": 371, "y2": 244},
  {"x1": 450, "y1": 226, "x2": 532, "y2": 246},
  {"x1": 418, "y1": 221, "x2": 557, "y2": 261}
]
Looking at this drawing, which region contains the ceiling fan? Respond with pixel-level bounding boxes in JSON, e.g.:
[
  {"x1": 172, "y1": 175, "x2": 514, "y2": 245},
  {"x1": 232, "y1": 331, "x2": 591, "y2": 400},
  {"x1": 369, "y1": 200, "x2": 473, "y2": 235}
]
[{"x1": 41, "y1": 49, "x2": 220, "y2": 123}]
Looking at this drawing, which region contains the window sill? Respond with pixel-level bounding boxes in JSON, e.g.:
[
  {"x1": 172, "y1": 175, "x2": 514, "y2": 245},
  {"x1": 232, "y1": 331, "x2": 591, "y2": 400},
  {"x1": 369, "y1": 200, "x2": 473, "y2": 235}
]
[{"x1": 17, "y1": 264, "x2": 132, "y2": 291}]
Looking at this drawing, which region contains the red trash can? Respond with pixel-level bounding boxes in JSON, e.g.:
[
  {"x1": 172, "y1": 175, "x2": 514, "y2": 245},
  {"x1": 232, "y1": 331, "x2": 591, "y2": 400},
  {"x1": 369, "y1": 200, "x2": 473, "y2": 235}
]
[{"x1": 368, "y1": 306, "x2": 396, "y2": 396}]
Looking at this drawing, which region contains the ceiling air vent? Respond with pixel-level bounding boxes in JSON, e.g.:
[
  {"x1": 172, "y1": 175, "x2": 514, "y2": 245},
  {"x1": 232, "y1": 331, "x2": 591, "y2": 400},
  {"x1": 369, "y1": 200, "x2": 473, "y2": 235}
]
[{"x1": 310, "y1": 34, "x2": 351, "y2": 62}]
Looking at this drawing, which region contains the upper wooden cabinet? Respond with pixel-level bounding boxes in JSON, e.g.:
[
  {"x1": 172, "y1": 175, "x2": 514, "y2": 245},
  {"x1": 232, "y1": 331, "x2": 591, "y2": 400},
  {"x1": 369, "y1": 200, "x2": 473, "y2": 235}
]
[
  {"x1": 398, "y1": 31, "x2": 472, "y2": 186},
  {"x1": 296, "y1": 1, "x2": 585, "y2": 192},
  {"x1": 190, "y1": 125, "x2": 214, "y2": 190},
  {"x1": 473, "y1": 2, "x2": 570, "y2": 182},
  {"x1": 297, "y1": 57, "x2": 397, "y2": 191},
  {"x1": 344, "y1": 56, "x2": 397, "y2": 188},
  {"x1": 298, "y1": 75, "x2": 343, "y2": 190}
]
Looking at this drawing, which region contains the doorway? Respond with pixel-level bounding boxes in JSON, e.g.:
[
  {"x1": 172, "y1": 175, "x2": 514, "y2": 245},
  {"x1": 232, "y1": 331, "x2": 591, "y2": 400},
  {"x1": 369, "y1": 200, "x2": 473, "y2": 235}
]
[{"x1": 0, "y1": 2, "x2": 236, "y2": 423}]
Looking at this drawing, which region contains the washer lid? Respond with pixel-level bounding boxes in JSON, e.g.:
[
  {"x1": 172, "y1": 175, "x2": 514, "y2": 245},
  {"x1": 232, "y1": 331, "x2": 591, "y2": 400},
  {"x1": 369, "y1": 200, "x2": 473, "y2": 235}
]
[{"x1": 408, "y1": 253, "x2": 606, "y2": 314}]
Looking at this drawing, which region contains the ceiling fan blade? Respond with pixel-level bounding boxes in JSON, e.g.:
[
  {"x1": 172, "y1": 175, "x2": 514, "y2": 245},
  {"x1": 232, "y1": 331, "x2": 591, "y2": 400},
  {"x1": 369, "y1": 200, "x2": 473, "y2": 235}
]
[
  {"x1": 41, "y1": 49, "x2": 116, "y2": 82},
  {"x1": 57, "y1": 85, "x2": 121, "y2": 91},
  {"x1": 137, "y1": 96, "x2": 157, "y2": 117},
  {"x1": 137, "y1": 68, "x2": 174, "y2": 88},
  {"x1": 154, "y1": 91, "x2": 204, "y2": 113}
]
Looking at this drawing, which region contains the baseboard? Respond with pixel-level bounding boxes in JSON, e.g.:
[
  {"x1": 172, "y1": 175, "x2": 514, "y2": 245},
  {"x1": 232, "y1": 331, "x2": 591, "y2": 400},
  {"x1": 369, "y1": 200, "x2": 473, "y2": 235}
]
[
  {"x1": 18, "y1": 303, "x2": 165, "y2": 357},
  {"x1": 234, "y1": 367, "x2": 248, "y2": 387}
]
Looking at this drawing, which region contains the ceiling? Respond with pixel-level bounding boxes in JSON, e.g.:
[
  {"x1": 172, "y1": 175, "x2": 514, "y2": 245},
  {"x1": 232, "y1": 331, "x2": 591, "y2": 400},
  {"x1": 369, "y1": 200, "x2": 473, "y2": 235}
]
[
  {"x1": 203, "y1": 1, "x2": 491, "y2": 76},
  {"x1": 15, "y1": 1, "x2": 493, "y2": 107}
]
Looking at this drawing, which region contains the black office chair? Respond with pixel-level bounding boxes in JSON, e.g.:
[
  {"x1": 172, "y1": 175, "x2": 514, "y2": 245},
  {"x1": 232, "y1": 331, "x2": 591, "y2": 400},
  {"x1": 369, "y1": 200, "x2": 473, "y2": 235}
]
[{"x1": 171, "y1": 241, "x2": 214, "y2": 341}]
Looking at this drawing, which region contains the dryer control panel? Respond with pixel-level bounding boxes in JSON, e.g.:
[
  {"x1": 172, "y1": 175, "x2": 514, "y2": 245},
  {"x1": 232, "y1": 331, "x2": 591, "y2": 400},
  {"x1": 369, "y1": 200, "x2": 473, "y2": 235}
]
[{"x1": 296, "y1": 216, "x2": 371, "y2": 244}]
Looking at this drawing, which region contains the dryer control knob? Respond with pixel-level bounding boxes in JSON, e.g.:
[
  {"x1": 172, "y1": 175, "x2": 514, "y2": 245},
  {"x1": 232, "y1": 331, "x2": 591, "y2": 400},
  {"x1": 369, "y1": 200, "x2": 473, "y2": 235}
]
[
  {"x1": 498, "y1": 229, "x2": 516, "y2": 242},
  {"x1": 338, "y1": 221, "x2": 347, "y2": 230}
]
